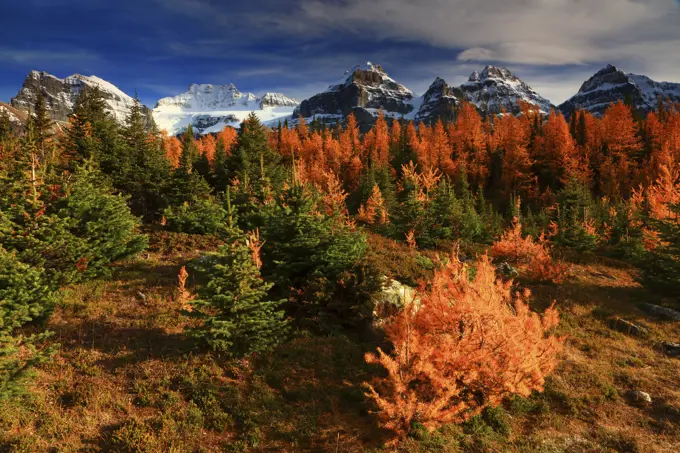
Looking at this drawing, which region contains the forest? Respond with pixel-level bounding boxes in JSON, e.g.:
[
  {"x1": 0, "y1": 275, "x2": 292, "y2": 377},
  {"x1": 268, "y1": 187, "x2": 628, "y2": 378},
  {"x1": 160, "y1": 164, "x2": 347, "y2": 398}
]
[{"x1": 1, "y1": 88, "x2": 680, "y2": 452}]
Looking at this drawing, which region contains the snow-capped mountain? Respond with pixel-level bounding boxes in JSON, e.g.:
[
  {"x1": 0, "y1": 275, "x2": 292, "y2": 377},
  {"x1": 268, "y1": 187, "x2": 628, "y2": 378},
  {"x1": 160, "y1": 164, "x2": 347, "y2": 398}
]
[
  {"x1": 295, "y1": 62, "x2": 415, "y2": 130},
  {"x1": 559, "y1": 64, "x2": 680, "y2": 117},
  {"x1": 152, "y1": 83, "x2": 298, "y2": 135},
  {"x1": 295, "y1": 63, "x2": 554, "y2": 129},
  {"x1": 414, "y1": 77, "x2": 463, "y2": 124},
  {"x1": 458, "y1": 66, "x2": 554, "y2": 116},
  {"x1": 11, "y1": 70, "x2": 152, "y2": 126}
]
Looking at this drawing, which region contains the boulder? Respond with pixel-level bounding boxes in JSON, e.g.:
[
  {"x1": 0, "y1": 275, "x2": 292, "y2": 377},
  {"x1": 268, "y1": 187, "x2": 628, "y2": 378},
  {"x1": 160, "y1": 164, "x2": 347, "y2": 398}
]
[
  {"x1": 609, "y1": 318, "x2": 650, "y2": 337},
  {"x1": 627, "y1": 390, "x2": 652, "y2": 404},
  {"x1": 640, "y1": 304, "x2": 680, "y2": 321}
]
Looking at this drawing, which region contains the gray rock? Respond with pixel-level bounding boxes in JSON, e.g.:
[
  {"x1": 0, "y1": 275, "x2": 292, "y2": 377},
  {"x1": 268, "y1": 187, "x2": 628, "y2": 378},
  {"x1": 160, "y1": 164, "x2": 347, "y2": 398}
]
[
  {"x1": 609, "y1": 318, "x2": 650, "y2": 337},
  {"x1": 497, "y1": 262, "x2": 519, "y2": 278},
  {"x1": 414, "y1": 77, "x2": 463, "y2": 125},
  {"x1": 295, "y1": 63, "x2": 414, "y2": 132},
  {"x1": 640, "y1": 304, "x2": 680, "y2": 321},
  {"x1": 627, "y1": 390, "x2": 652, "y2": 404},
  {"x1": 559, "y1": 64, "x2": 680, "y2": 117},
  {"x1": 10, "y1": 70, "x2": 155, "y2": 129},
  {"x1": 661, "y1": 342, "x2": 680, "y2": 357}
]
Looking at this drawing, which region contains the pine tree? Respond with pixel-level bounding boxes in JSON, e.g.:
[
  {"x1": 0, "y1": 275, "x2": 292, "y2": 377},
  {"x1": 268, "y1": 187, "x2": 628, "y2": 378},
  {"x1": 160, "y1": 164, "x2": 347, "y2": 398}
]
[
  {"x1": 227, "y1": 113, "x2": 286, "y2": 190},
  {"x1": 0, "y1": 246, "x2": 58, "y2": 399},
  {"x1": 641, "y1": 202, "x2": 680, "y2": 296},
  {"x1": 56, "y1": 164, "x2": 148, "y2": 279},
  {"x1": 553, "y1": 179, "x2": 599, "y2": 251},
  {"x1": 32, "y1": 92, "x2": 53, "y2": 159},
  {"x1": 118, "y1": 97, "x2": 172, "y2": 219},
  {"x1": 260, "y1": 182, "x2": 377, "y2": 329},
  {"x1": 365, "y1": 254, "x2": 562, "y2": 439},
  {"x1": 189, "y1": 191, "x2": 288, "y2": 355}
]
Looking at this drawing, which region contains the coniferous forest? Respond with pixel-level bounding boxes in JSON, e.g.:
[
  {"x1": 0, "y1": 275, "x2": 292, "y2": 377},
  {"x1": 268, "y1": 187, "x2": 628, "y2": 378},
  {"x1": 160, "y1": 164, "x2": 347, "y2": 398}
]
[{"x1": 2, "y1": 88, "x2": 680, "y2": 452}]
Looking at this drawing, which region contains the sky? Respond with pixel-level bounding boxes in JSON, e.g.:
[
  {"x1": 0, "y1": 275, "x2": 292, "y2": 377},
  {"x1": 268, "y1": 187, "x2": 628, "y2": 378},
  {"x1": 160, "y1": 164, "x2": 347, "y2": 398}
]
[{"x1": 2, "y1": 0, "x2": 680, "y2": 108}]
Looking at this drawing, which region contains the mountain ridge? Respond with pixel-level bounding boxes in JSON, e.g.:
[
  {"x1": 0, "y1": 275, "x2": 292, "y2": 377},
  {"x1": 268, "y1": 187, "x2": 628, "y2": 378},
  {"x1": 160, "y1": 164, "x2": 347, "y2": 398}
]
[{"x1": 6, "y1": 64, "x2": 680, "y2": 136}]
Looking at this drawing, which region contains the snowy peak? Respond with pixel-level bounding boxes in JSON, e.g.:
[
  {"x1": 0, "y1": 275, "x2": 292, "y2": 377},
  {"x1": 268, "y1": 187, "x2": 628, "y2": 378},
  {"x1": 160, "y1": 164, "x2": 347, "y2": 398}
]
[
  {"x1": 479, "y1": 65, "x2": 519, "y2": 82},
  {"x1": 259, "y1": 92, "x2": 299, "y2": 108},
  {"x1": 11, "y1": 70, "x2": 145, "y2": 124},
  {"x1": 559, "y1": 65, "x2": 680, "y2": 116},
  {"x1": 460, "y1": 65, "x2": 554, "y2": 115},
  {"x1": 152, "y1": 82, "x2": 299, "y2": 135},
  {"x1": 297, "y1": 62, "x2": 414, "y2": 130}
]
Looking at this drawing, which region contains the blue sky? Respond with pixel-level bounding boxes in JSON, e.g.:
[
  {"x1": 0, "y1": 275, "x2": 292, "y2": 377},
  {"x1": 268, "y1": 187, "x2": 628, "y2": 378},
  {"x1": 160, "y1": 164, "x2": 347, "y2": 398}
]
[{"x1": 2, "y1": 0, "x2": 680, "y2": 107}]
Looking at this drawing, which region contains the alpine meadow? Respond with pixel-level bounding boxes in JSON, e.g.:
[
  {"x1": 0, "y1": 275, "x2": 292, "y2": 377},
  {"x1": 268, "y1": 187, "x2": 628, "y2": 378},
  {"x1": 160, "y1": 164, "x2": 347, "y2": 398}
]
[{"x1": 2, "y1": 1, "x2": 680, "y2": 452}]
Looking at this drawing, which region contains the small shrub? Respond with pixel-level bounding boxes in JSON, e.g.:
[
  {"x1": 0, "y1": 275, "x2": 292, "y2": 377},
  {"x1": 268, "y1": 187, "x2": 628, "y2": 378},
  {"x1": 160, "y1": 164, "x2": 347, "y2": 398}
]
[
  {"x1": 364, "y1": 252, "x2": 564, "y2": 439},
  {"x1": 491, "y1": 217, "x2": 569, "y2": 283},
  {"x1": 110, "y1": 418, "x2": 158, "y2": 452}
]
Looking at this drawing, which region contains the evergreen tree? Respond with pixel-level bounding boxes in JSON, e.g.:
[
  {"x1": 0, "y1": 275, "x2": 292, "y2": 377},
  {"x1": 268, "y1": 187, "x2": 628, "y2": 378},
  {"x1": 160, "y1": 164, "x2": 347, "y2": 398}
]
[
  {"x1": 0, "y1": 246, "x2": 58, "y2": 399},
  {"x1": 227, "y1": 113, "x2": 286, "y2": 191},
  {"x1": 189, "y1": 192, "x2": 288, "y2": 355},
  {"x1": 641, "y1": 203, "x2": 680, "y2": 296},
  {"x1": 56, "y1": 164, "x2": 148, "y2": 279},
  {"x1": 261, "y1": 182, "x2": 377, "y2": 330},
  {"x1": 32, "y1": 92, "x2": 53, "y2": 159},
  {"x1": 553, "y1": 179, "x2": 599, "y2": 251},
  {"x1": 118, "y1": 97, "x2": 172, "y2": 219}
]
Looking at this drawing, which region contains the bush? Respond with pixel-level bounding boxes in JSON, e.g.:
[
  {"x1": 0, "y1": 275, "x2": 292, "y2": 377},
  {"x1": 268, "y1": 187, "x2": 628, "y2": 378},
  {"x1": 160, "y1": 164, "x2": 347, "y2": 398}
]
[
  {"x1": 491, "y1": 217, "x2": 569, "y2": 283},
  {"x1": 163, "y1": 197, "x2": 228, "y2": 235},
  {"x1": 364, "y1": 253, "x2": 563, "y2": 439}
]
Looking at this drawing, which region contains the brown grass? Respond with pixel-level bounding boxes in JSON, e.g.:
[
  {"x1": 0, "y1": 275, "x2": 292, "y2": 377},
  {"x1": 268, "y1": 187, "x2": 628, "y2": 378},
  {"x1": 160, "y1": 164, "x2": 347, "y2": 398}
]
[{"x1": 2, "y1": 233, "x2": 680, "y2": 452}]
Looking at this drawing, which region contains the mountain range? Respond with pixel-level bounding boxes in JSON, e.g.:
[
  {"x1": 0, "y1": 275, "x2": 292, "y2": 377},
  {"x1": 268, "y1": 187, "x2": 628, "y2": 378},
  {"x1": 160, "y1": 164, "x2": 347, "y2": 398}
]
[{"x1": 5, "y1": 63, "x2": 680, "y2": 136}]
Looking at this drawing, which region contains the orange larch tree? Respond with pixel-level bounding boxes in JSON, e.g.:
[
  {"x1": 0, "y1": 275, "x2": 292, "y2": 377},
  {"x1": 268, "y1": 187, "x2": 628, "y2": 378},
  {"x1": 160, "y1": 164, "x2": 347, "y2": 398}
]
[{"x1": 365, "y1": 253, "x2": 563, "y2": 439}]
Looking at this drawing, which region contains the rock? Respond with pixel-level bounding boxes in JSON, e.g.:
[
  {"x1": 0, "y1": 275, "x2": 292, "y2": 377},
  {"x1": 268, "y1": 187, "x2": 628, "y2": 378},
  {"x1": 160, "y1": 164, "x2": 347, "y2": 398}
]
[
  {"x1": 627, "y1": 390, "x2": 652, "y2": 404},
  {"x1": 661, "y1": 342, "x2": 680, "y2": 357},
  {"x1": 295, "y1": 62, "x2": 414, "y2": 131},
  {"x1": 497, "y1": 262, "x2": 519, "y2": 278},
  {"x1": 559, "y1": 64, "x2": 680, "y2": 117},
  {"x1": 414, "y1": 77, "x2": 463, "y2": 125},
  {"x1": 609, "y1": 318, "x2": 650, "y2": 337},
  {"x1": 458, "y1": 65, "x2": 554, "y2": 116},
  {"x1": 640, "y1": 304, "x2": 680, "y2": 321},
  {"x1": 11, "y1": 70, "x2": 155, "y2": 128},
  {"x1": 377, "y1": 277, "x2": 419, "y2": 308},
  {"x1": 589, "y1": 271, "x2": 617, "y2": 281}
]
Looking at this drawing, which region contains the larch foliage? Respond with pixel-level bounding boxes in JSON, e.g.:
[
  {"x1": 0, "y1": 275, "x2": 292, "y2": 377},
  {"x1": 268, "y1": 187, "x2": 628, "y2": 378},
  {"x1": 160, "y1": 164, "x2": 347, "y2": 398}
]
[
  {"x1": 357, "y1": 184, "x2": 388, "y2": 225},
  {"x1": 364, "y1": 253, "x2": 563, "y2": 439},
  {"x1": 491, "y1": 216, "x2": 569, "y2": 283}
]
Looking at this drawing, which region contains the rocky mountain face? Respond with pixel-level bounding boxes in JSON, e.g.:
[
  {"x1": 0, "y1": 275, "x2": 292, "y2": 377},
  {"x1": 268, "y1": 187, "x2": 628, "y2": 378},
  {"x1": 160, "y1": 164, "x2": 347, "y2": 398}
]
[
  {"x1": 414, "y1": 77, "x2": 463, "y2": 124},
  {"x1": 559, "y1": 64, "x2": 680, "y2": 117},
  {"x1": 152, "y1": 83, "x2": 298, "y2": 135},
  {"x1": 295, "y1": 62, "x2": 414, "y2": 131},
  {"x1": 295, "y1": 63, "x2": 555, "y2": 128},
  {"x1": 458, "y1": 66, "x2": 554, "y2": 116},
  {"x1": 0, "y1": 102, "x2": 28, "y2": 132},
  {"x1": 10, "y1": 70, "x2": 154, "y2": 127}
]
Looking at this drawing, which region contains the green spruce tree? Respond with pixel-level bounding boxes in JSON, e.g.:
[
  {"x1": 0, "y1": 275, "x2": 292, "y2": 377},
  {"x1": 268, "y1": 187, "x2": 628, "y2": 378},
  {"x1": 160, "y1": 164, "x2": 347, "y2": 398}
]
[{"x1": 189, "y1": 190, "x2": 288, "y2": 355}]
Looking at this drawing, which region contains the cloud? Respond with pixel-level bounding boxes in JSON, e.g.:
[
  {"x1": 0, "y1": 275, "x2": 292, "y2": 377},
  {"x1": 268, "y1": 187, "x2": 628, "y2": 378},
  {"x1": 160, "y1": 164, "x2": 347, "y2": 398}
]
[
  {"x1": 262, "y1": 0, "x2": 680, "y2": 69},
  {"x1": 0, "y1": 48, "x2": 100, "y2": 65}
]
